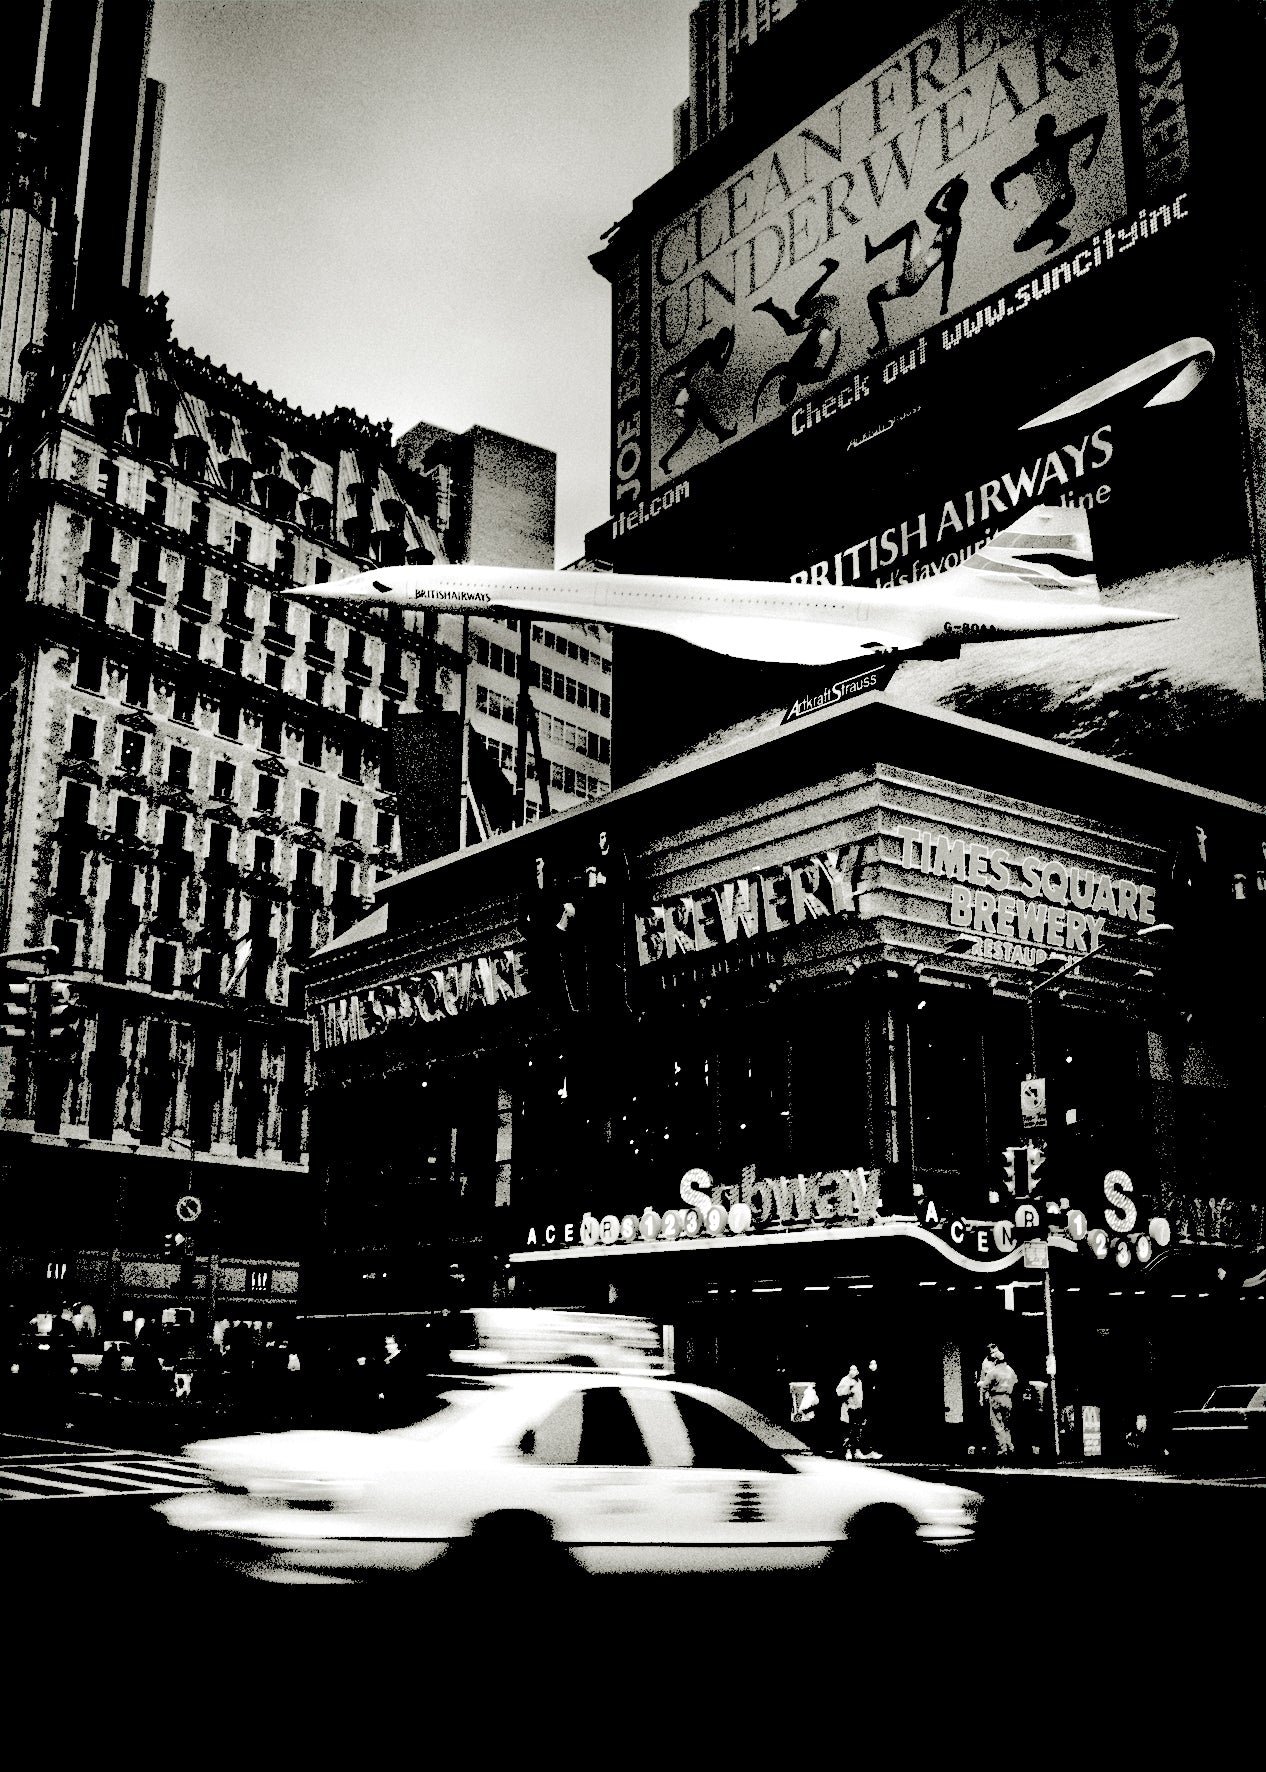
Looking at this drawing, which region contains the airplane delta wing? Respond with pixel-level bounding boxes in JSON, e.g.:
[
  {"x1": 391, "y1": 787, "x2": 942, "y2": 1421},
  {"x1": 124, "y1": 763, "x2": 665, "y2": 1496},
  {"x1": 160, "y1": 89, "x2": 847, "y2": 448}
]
[{"x1": 286, "y1": 503, "x2": 1173, "y2": 667}]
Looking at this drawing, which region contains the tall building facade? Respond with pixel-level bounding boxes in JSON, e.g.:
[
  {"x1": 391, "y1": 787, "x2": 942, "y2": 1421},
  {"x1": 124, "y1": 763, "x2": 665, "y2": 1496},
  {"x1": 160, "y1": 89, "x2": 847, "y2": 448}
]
[
  {"x1": 2, "y1": 0, "x2": 163, "y2": 417},
  {"x1": 674, "y1": 0, "x2": 803, "y2": 162},
  {"x1": 0, "y1": 292, "x2": 455, "y2": 1331},
  {"x1": 397, "y1": 421, "x2": 612, "y2": 824}
]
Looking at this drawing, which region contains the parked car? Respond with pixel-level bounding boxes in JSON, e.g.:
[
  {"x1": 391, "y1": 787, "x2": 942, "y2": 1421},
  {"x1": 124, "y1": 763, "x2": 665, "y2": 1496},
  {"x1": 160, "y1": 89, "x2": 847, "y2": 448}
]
[
  {"x1": 155, "y1": 1370, "x2": 981, "y2": 1585},
  {"x1": 1168, "y1": 1383, "x2": 1266, "y2": 1464}
]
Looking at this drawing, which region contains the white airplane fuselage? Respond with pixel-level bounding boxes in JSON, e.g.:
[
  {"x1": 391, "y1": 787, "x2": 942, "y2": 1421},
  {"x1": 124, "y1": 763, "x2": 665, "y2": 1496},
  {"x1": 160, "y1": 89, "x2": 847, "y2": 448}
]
[{"x1": 290, "y1": 556, "x2": 1171, "y2": 670}]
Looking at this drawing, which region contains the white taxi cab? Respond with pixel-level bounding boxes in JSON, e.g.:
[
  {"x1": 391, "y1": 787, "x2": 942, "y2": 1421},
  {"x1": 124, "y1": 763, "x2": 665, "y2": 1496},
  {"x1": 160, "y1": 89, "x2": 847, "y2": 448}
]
[{"x1": 156, "y1": 1369, "x2": 980, "y2": 1585}]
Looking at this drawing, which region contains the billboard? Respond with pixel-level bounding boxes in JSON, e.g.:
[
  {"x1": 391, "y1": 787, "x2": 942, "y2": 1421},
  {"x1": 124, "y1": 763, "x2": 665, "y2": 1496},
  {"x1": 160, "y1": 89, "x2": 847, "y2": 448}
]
[{"x1": 646, "y1": 3, "x2": 1125, "y2": 490}]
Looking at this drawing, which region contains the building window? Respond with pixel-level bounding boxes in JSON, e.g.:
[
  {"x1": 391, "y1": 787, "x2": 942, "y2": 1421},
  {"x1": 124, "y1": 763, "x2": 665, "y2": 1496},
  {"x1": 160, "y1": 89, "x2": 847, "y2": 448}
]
[
  {"x1": 302, "y1": 729, "x2": 322, "y2": 768},
  {"x1": 268, "y1": 594, "x2": 289, "y2": 632},
  {"x1": 54, "y1": 844, "x2": 85, "y2": 896},
  {"x1": 308, "y1": 614, "x2": 328, "y2": 649},
  {"x1": 114, "y1": 796, "x2": 141, "y2": 837},
  {"x1": 345, "y1": 685, "x2": 362, "y2": 721},
  {"x1": 156, "y1": 866, "x2": 183, "y2": 920},
  {"x1": 62, "y1": 782, "x2": 93, "y2": 825},
  {"x1": 143, "y1": 479, "x2": 166, "y2": 523},
  {"x1": 207, "y1": 823, "x2": 231, "y2": 866},
  {"x1": 102, "y1": 929, "x2": 130, "y2": 982},
  {"x1": 212, "y1": 760, "x2": 236, "y2": 801},
  {"x1": 298, "y1": 787, "x2": 318, "y2": 827},
  {"x1": 375, "y1": 810, "x2": 394, "y2": 849},
  {"x1": 167, "y1": 745, "x2": 191, "y2": 789},
  {"x1": 162, "y1": 810, "x2": 188, "y2": 853},
  {"x1": 265, "y1": 653, "x2": 285, "y2": 689},
  {"x1": 275, "y1": 539, "x2": 295, "y2": 580},
  {"x1": 49, "y1": 919, "x2": 79, "y2": 971},
  {"x1": 295, "y1": 848, "x2": 316, "y2": 887},
  {"x1": 119, "y1": 730, "x2": 146, "y2": 772},
  {"x1": 183, "y1": 559, "x2": 206, "y2": 602},
  {"x1": 131, "y1": 603, "x2": 155, "y2": 640},
  {"x1": 338, "y1": 801, "x2": 357, "y2": 839},
  {"x1": 347, "y1": 631, "x2": 365, "y2": 670},
  {"x1": 125, "y1": 663, "x2": 150, "y2": 708},
  {"x1": 342, "y1": 742, "x2": 361, "y2": 783},
  {"x1": 232, "y1": 521, "x2": 251, "y2": 560},
  {"x1": 173, "y1": 684, "x2": 196, "y2": 724},
  {"x1": 69, "y1": 715, "x2": 97, "y2": 760},
  {"x1": 223, "y1": 637, "x2": 244, "y2": 675},
  {"x1": 261, "y1": 714, "x2": 282, "y2": 754},
  {"x1": 314, "y1": 559, "x2": 331, "y2": 584},
  {"x1": 197, "y1": 951, "x2": 222, "y2": 996},
  {"x1": 189, "y1": 498, "x2": 209, "y2": 541},
  {"x1": 151, "y1": 941, "x2": 178, "y2": 992},
  {"x1": 256, "y1": 774, "x2": 279, "y2": 813},
  {"x1": 218, "y1": 702, "x2": 239, "y2": 742},
  {"x1": 134, "y1": 537, "x2": 162, "y2": 585},
  {"x1": 305, "y1": 669, "x2": 324, "y2": 704},
  {"x1": 178, "y1": 620, "x2": 200, "y2": 659},
  {"x1": 254, "y1": 835, "x2": 275, "y2": 874},
  {"x1": 98, "y1": 461, "x2": 119, "y2": 500},
  {"x1": 226, "y1": 580, "x2": 251, "y2": 626},
  {"x1": 75, "y1": 650, "x2": 104, "y2": 693}
]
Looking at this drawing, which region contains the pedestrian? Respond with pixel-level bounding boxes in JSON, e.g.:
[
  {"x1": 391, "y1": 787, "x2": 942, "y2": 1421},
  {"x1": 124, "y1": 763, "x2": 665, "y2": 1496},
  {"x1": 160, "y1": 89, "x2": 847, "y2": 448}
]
[
  {"x1": 977, "y1": 1343, "x2": 1019, "y2": 1459},
  {"x1": 836, "y1": 1364, "x2": 865, "y2": 1460}
]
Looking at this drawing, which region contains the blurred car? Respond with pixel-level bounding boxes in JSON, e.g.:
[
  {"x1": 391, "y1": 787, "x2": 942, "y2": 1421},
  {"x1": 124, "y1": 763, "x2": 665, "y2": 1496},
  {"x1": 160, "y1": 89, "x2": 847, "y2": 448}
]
[
  {"x1": 1168, "y1": 1382, "x2": 1266, "y2": 1463},
  {"x1": 155, "y1": 1370, "x2": 980, "y2": 1584}
]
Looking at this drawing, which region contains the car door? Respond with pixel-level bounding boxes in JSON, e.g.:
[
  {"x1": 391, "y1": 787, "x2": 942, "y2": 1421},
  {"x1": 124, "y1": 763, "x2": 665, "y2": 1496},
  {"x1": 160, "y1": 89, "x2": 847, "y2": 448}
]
[
  {"x1": 624, "y1": 1384, "x2": 820, "y2": 1575},
  {"x1": 518, "y1": 1382, "x2": 664, "y2": 1573}
]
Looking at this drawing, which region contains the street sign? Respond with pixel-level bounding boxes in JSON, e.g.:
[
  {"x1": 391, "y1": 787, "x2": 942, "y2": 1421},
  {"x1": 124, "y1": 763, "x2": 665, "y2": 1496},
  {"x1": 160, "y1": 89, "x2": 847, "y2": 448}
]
[
  {"x1": 1023, "y1": 1240, "x2": 1049, "y2": 1269},
  {"x1": 1020, "y1": 1075, "x2": 1047, "y2": 1130},
  {"x1": 992, "y1": 1221, "x2": 1017, "y2": 1253},
  {"x1": 1066, "y1": 1208, "x2": 1088, "y2": 1240},
  {"x1": 1014, "y1": 1201, "x2": 1041, "y2": 1231},
  {"x1": 1087, "y1": 1227, "x2": 1110, "y2": 1259},
  {"x1": 175, "y1": 1194, "x2": 202, "y2": 1224}
]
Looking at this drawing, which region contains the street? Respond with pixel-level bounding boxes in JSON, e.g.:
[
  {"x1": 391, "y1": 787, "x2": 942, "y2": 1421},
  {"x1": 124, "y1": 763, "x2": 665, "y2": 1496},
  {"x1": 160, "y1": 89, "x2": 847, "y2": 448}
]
[{"x1": 3, "y1": 1421, "x2": 1261, "y2": 1715}]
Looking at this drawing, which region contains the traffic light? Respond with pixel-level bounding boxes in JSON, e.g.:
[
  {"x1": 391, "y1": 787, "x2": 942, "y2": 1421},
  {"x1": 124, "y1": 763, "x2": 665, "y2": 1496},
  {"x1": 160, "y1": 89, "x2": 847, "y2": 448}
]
[
  {"x1": 37, "y1": 978, "x2": 80, "y2": 1050},
  {"x1": 162, "y1": 1231, "x2": 187, "y2": 1258},
  {"x1": 1002, "y1": 1141, "x2": 1046, "y2": 1195},
  {"x1": 1, "y1": 971, "x2": 33, "y2": 1043}
]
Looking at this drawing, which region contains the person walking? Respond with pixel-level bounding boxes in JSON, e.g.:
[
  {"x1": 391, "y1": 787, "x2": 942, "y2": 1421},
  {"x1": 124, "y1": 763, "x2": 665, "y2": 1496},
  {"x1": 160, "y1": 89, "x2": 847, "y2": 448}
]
[
  {"x1": 978, "y1": 1343, "x2": 1019, "y2": 1460},
  {"x1": 836, "y1": 1365, "x2": 865, "y2": 1460}
]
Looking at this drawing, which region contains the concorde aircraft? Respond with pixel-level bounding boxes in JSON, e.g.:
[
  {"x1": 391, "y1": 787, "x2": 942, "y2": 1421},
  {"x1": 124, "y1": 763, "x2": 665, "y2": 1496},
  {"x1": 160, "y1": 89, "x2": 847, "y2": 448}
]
[{"x1": 285, "y1": 503, "x2": 1172, "y2": 668}]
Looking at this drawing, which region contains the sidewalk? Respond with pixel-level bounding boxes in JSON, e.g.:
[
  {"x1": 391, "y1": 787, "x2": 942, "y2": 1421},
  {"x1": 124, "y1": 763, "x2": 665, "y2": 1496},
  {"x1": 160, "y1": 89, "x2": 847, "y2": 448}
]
[{"x1": 885, "y1": 1457, "x2": 1265, "y2": 1487}]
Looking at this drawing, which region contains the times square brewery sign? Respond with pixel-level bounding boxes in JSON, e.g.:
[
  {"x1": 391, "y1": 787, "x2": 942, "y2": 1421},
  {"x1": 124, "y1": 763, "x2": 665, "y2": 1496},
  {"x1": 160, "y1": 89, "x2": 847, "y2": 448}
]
[{"x1": 895, "y1": 824, "x2": 1157, "y2": 967}]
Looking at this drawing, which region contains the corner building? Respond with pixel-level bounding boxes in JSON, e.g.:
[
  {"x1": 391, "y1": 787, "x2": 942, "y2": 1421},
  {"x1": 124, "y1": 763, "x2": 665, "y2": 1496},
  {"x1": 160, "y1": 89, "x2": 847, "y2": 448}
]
[{"x1": 306, "y1": 698, "x2": 1265, "y2": 1458}]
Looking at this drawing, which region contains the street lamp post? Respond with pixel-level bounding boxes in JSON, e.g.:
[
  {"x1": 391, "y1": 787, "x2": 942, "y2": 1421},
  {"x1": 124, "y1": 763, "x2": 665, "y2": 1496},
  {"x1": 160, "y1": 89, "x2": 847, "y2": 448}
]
[{"x1": 1022, "y1": 923, "x2": 1172, "y2": 1460}]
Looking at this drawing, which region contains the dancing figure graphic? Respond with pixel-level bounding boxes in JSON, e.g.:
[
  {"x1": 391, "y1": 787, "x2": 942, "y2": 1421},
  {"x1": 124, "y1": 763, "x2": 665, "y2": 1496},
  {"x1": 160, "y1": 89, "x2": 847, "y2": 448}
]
[
  {"x1": 991, "y1": 112, "x2": 1108, "y2": 257},
  {"x1": 657, "y1": 326, "x2": 737, "y2": 474},
  {"x1": 863, "y1": 175, "x2": 969, "y2": 355},
  {"x1": 750, "y1": 257, "x2": 842, "y2": 415}
]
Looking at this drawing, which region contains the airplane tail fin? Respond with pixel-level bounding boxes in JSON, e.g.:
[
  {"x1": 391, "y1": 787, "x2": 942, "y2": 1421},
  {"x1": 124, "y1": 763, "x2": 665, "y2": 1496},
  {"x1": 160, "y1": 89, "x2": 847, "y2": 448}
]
[{"x1": 955, "y1": 504, "x2": 1100, "y2": 602}]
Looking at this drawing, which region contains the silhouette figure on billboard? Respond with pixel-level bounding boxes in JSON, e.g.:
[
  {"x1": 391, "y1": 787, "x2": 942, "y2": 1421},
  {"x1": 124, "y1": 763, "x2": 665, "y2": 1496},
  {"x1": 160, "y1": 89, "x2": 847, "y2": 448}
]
[
  {"x1": 750, "y1": 256, "x2": 842, "y2": 415},
  {"x1": 991, "y1": 112, "x2": 1108, "y2": 256},
  {"x1": 863, "y1": 175, "x2": 969, "y2": 355},
  {"x1": 657, "y1": 326, "x2": 737, "y2": 474}
]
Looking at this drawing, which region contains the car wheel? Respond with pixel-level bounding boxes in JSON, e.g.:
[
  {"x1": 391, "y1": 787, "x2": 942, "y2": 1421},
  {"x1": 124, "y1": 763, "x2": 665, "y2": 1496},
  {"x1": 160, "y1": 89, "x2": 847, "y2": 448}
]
[
  {"x1": 828, "y1": 1504, "x2": 922, "y2": 1578},
  {"x1": 447, "y1": 1510, "x2": 577, "y2": 1590}
]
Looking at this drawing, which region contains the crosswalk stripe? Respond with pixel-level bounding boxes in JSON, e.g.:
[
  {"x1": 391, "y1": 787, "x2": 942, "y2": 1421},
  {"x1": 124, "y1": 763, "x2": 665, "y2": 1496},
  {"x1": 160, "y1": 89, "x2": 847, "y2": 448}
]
[{"x1": 0, "y1": 1454, "x2": 209, "y2": 1502}]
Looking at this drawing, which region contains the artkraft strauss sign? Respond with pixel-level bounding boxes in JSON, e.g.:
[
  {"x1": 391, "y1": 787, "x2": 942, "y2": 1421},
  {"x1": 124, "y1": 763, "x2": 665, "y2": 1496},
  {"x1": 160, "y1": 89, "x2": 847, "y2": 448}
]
[
  {"x1": 522, "y1": 1165, "x2": 882, "y2": 1250},
  {"x1": 634, "y1": 845, "x2": 865, "y2": 968},
  {"x1": 895, "y1": 824, "x2": 1156, "y2": 967},
  {"x1": 312, "y1": 947, "x2": 529, "y2": 1051}
]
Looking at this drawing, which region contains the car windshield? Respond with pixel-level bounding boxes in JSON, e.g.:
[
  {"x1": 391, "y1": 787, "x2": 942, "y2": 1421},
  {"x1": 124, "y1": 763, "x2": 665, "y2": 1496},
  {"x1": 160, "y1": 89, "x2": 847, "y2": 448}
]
[{"x1": 1205, "y1": 1385, "x2": 1262, "y2": 1409}]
